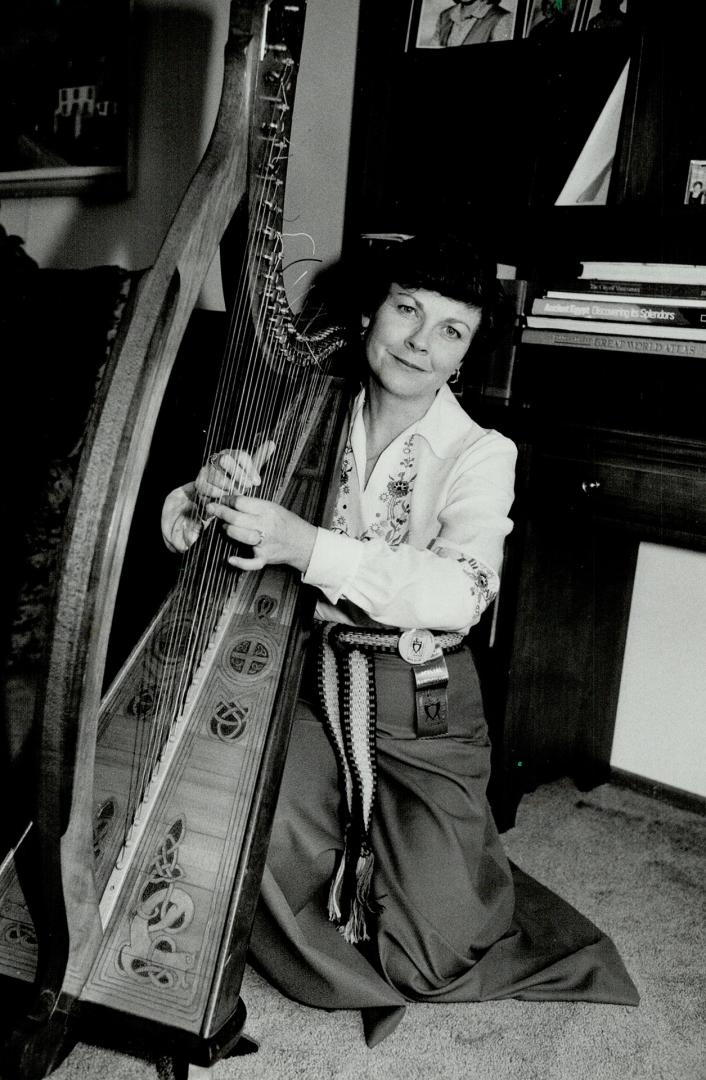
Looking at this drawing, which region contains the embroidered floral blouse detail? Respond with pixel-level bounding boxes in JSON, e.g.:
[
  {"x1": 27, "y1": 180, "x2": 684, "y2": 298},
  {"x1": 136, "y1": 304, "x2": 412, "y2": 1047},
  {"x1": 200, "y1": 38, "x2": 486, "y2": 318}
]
[
  {"x1": 302, "y1": 385, "x2": 517, "y2": 634},
  {"x1": 360, "y1": 436, "x2": 417, "y2": 546},
  {"x1": 331, "y1": 444, "x2": 354, "y2": 534},
  {"x1": 332, "y1": 436, "x2": 417, "y2": 546},
  {"x1": 430, "y1": 543, "x2": 500, "y2": 625}
]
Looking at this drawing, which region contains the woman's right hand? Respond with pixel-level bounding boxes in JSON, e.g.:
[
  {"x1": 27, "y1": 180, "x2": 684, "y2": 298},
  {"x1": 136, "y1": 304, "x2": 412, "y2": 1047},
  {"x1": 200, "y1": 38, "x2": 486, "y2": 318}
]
[
  {"x1": 193, "y1": 443, "x2": 276, "y2": 503},
  {"x1": 161, "y1": 442, "x2": 276, "y2": 553},
  {"x1": 161, "y1": 482, "x2": 204, "y2": 553}
]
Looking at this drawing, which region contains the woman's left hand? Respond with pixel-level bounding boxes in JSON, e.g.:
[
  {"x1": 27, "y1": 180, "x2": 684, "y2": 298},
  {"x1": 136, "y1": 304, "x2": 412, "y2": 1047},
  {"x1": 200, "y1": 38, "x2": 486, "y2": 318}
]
[{"x1": 206, "y1": 494, "x2": 317, "y2": 573}]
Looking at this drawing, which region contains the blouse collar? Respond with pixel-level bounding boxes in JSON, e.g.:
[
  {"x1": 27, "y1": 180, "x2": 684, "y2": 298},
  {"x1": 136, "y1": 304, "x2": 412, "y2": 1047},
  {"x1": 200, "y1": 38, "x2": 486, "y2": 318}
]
[{"x1": 351, "y1": 383, "x2": 479, "y2": 461}]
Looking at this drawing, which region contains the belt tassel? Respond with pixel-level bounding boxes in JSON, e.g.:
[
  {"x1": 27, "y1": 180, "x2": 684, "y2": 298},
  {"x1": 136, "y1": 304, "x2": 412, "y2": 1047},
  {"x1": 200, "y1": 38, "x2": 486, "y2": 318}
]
[{"x1": 318, "y1": 625, "x2": 381, "y2": 943}]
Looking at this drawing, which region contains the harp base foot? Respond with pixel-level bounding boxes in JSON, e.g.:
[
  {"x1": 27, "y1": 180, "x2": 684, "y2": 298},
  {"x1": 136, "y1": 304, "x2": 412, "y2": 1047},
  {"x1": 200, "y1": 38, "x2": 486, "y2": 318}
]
[
  {"x1": 157, "y1": 1033, "x2": 259, "y2": 1080},
  {"x1": 228, "y1": 1031, "x2": 259, "y2": 1056},
  {"x1": 0, "y1": 989, "x2": 77, "y2": 1080},
  {"x1": 155, "y1": 996, "x2": 259, "y2": 1080}
]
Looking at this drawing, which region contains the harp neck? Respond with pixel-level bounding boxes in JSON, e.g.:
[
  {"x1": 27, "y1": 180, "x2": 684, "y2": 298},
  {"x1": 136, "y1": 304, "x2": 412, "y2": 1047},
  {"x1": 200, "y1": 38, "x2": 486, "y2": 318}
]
[{"x1": 243, "y1": 2, "x2": 343, "y2": 364}]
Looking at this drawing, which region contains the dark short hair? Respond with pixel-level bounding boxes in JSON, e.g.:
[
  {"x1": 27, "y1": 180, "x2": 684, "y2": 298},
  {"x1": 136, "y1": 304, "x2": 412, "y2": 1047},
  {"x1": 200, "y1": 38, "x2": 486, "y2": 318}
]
[
  {"x1": 362, "y1": 233, "x2": 496, "y2": 312},
  {"x1": 360, "y1": 232, "x2": 509, "y2": 356}
]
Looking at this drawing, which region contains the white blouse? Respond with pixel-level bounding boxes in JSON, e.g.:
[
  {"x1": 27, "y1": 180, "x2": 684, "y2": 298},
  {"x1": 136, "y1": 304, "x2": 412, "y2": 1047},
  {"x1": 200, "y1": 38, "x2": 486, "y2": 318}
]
[{"x1": 302, "y1": 385, "x2": 517, "y2": 634}]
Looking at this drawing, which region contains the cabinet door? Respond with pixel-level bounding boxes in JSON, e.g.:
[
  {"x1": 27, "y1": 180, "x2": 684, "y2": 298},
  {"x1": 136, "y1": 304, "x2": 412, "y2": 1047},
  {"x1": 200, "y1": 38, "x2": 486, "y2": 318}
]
[
  {"x1": 501, "y1": 503, "x2": 638, "y2": 809},
  {"x1": 496, "y1": 421, "x2": 706, "y2": 823}
]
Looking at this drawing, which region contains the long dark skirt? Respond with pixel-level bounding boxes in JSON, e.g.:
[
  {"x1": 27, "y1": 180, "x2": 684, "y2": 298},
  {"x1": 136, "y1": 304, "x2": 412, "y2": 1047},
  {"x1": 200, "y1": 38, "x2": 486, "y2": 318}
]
[{"x1": 248, "y1": 647, "x2": 639, "y2": 1045}]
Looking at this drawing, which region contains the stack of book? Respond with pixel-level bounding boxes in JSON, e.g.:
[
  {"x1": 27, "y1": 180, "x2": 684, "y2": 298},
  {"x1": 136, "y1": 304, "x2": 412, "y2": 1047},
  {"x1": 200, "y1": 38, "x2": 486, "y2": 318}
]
[{"x1": 523, "y1": 262, "x2": 706, "y2": 358}]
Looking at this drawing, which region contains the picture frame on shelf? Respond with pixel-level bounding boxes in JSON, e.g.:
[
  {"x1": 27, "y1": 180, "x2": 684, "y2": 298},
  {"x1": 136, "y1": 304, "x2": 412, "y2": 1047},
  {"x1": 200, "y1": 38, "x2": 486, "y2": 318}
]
[
  {"x1": 684, "y1": 161, "x2": 706, "y2": 207},
  {"x1": 0, "y1": 0, "x2": 133, "y2": 198},
  {"x1": 407, "y1": 0, "x2": 521, "y2": 51}
]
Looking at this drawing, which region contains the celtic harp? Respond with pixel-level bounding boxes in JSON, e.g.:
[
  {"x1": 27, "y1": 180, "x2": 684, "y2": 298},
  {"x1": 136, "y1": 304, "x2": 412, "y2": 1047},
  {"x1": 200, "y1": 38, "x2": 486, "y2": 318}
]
[{"x1": 0, "y1": 1, "x2": 348, "y2": 1075}]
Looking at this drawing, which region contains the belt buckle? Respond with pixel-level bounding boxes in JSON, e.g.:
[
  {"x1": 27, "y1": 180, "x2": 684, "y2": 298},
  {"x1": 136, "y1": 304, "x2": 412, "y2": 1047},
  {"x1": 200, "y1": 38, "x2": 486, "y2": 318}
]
[
  {"x1": 397, "y1": 630, "x2": 450, "y2": 738},
  {"x1": 398, "y1": 628, "x2": 436, "y2": 665}
]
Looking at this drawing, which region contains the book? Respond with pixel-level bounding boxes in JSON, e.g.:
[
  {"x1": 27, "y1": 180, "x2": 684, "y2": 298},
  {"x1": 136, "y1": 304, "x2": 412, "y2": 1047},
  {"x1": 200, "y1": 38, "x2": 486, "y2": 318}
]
[
  {"x1": 579, "y1": 261, "x2": 706, "y2": 285},
  {"x1": 522, "y1": 327, "x2": 706, "y2": 358},
  {"x1": 532, "y1": 297, "x2": 706, "y2": 329},
  {"x1": 546, "y1": 279, "x2": 706, "y2": 302},
  {"x1": 526, "y1": 315, "x2": 706, "y2": 341}
]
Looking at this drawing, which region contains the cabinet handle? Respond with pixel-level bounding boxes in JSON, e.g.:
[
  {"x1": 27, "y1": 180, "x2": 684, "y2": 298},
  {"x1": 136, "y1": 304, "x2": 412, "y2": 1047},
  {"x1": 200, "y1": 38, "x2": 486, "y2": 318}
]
[{"x1": 580, "y1": 479, "x2": 602, "y2": 495}]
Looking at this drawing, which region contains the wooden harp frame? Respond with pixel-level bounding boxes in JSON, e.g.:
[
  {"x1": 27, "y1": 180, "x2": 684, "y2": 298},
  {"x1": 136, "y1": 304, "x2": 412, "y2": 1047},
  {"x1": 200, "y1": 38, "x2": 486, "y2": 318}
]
[{"x1": 1, "y1": 1, "x2": 348, "y2": 1075}]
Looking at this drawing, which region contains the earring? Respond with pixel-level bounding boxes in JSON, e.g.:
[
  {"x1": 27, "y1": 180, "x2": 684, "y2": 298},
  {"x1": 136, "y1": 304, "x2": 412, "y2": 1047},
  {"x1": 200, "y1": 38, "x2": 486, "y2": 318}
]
[{"x1": 448, "y1": 367, "x2": 461, "y2": 386}]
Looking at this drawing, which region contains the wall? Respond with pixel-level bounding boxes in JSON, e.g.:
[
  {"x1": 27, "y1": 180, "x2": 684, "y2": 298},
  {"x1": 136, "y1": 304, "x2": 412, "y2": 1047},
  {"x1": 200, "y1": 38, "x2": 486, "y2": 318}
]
[
  {"x1": 611, "y1": 543, "x2": 706, "y2": 798},
  {"x1": 0, "y1": 0, "x2": 359, "y2": 309}
]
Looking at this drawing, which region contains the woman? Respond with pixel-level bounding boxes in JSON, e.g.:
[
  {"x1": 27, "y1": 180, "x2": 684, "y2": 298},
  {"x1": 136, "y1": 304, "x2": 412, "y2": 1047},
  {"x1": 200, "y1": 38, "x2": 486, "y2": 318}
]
[{"x1": 162, "y1": 234, "x2": 638, "y2": 1045}]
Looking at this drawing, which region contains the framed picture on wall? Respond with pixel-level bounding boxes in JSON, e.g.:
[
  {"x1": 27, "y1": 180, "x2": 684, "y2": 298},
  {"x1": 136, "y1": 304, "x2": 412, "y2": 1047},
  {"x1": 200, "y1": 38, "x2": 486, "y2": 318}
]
[
  {"x1": 407, "y1": 0, "x2": 521, "y2": 50},
  {"x1": 573, "y1": 0, "x2": 629, "y2": 33},
  {"x1": 523, "y1": 0, "x2": 580, "y2": 38},
  {"x1": 0, "y1": 0, "x2": 133, "y2": 197}
]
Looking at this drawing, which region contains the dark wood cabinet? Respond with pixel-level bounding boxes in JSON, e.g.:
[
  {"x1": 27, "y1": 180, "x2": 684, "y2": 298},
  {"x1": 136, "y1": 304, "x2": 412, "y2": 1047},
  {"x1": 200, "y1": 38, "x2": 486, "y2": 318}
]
[{"x1": 474, "y1": 348, "x2": 706, "y2": 830}]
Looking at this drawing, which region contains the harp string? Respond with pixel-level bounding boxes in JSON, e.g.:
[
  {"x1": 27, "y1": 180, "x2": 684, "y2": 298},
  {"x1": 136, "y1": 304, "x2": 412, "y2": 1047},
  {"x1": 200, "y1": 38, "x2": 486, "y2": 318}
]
[
  {"x1": 142, "y1": 61, "x2": 294, "y2": 798},
  {"x1": 116, "y1": 47, "x2": 341, "y2": 849}
]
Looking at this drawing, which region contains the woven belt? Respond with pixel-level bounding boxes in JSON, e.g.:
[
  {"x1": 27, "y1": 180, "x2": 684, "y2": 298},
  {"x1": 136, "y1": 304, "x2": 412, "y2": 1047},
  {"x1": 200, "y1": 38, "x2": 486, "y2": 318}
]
[
  {"x1": 328, "y1": 624, "x2": 464, "y2": 657},
  {"x1": 316, "y1": 623, "x2": 464, "y2": 943},
  {"x1": 329, "y1": 625, "x2": 464, "y2": 739}
]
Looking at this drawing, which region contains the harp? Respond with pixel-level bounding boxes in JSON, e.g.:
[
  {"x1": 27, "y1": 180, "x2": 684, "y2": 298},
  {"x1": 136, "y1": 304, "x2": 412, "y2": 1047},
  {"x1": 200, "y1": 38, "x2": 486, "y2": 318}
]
[{"x1": 0, "y1": 1, "x2": 348, "y2": 1075}]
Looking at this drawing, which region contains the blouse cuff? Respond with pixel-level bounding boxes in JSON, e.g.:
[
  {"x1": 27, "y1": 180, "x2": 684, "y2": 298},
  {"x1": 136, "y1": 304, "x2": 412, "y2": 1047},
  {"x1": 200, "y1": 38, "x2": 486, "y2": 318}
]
[{"x1": 302, "y1": 527, "x2": 365, "y2": 603}]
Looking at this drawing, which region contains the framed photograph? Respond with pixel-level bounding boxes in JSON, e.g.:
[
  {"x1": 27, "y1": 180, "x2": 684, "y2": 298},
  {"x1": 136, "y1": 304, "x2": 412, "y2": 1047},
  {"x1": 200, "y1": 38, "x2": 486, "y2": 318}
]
[
  {"x1": 684, "y1": 161, "x2": 706, "y2": 206},
  {"x1": 573, "y1": 0, "x2": 629, "y2": 33},
  {"x1": 408, "y1": 0, "x2": 520, "y2": 50},
  {"x1": 523, "y1": 0, "x2": 580, "y2": 38},
  {"x1": 0, "y1": 0, "x2": 133, "y2": 198}
]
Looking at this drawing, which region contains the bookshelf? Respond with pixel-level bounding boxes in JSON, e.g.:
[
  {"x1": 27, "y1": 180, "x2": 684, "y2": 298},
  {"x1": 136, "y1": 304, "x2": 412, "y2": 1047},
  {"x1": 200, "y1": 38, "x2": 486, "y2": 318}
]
[
  {"x1": 346, "y1": 0, "x2": 637, "y2": 265},
  {"x1": 346, "y1": 1, "x2": 706, "y2": 823},
  {"x1": 346, "y1": 1, "x2": 706, "y2": 269}
]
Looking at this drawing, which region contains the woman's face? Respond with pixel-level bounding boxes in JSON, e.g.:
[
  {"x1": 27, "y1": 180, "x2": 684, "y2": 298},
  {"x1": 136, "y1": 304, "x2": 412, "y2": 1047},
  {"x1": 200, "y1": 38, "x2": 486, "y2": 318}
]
[{"x1": 362, "y1": 284, "x2": 482, "y2": 408}]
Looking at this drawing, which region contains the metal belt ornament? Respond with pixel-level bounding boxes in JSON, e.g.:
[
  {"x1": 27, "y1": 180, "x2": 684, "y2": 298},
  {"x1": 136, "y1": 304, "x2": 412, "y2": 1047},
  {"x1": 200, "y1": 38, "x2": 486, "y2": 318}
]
[{"x1": 398, "y1": 628, "x2": 455, "y2": 737}]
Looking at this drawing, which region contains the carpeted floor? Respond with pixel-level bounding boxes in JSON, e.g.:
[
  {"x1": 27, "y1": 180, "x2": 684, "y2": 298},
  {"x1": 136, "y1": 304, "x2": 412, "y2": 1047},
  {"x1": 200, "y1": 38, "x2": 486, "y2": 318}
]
[{"x1": 52, "y1": 778, "x2": 706, "y2": 1080}]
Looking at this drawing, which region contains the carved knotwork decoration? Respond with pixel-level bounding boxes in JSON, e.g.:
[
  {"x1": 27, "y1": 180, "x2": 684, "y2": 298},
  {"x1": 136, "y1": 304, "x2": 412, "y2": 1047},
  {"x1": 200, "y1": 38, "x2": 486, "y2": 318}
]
[
  {"x1": 255, "y1": 593, "x2": 278, "y2": 620},
  {"x1": 116, "y1": 817, "x2": 195, "y2": 989},
  {"x1": 3, "y1": 919, "x2": 37, "y2": 952},
  {"x1": 127, "y1": 688, "x2": 156, "y2": 722},
  {"x1": 210, "y1": 699, "x2": 249, "y2": 742},
  {"x1": 228, "y1": 636, "x2": 271, "y2": 677}
]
